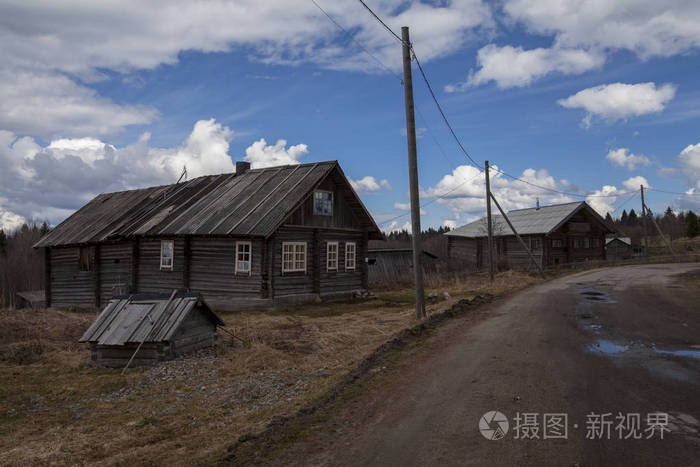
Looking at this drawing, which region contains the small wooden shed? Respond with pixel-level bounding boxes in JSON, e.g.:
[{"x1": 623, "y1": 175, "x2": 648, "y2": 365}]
[
  {"x1": 367, "y1": 248, "x2": 438, "y2": 284},
  {"x1": 79, "y1": 292, "x2": 224, "y2": 367}
]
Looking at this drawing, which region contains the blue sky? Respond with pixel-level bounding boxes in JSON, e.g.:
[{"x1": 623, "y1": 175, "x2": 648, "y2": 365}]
[{"x1": 1, "y1": 0, "x2": 699, "y2": 232}]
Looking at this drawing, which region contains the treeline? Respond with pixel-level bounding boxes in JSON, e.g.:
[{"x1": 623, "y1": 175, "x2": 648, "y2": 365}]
[
  {"x1": 604, "y1": 207, "x2": 698, "y2": 244},
  {"x1": 375, "y1": 226, "x2": 452, "y2": 258},
  {"x1": 0, "y1": 222, "x2": 49, "y2": 308}
]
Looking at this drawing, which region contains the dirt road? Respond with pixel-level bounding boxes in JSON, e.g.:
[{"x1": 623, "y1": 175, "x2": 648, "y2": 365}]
[{"x1": 268, "y1": 263, "x2": 700, "y2": 466}]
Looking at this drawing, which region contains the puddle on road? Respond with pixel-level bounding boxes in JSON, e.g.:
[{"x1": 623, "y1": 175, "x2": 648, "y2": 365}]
[
  {"x1": 586, "y1": 339, "x2": 700, "y2": 360},
  {"x1": 588, "y1": 339, "x2": 629, "y2": 354},
  {"x1": 576, "y1": 286, "x2": 616, "y2": 304},
  {"x1": 652, "y1": 348, "x2": 700, "y2": 359}
]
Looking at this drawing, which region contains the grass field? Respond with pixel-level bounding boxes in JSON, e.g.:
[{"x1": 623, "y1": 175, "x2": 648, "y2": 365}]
[{"x1": 0, "y1": 271, "x2": 540, "y2": 465}]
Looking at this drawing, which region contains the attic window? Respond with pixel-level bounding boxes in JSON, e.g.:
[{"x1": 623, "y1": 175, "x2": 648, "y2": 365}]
[
  {"x1": 79, "y1": 246, "x2": 95, "y2": 272},
  {"x1": 160, "y1": 240, "x2": 174, "y2": 270},
  {"x1": 313, "y1": 190, "x2": 333, "y2": 216}
]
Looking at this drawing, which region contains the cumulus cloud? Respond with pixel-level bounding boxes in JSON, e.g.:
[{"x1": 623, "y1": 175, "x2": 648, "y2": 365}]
[
  {"x1": 677, "y1": 142, "x2": 700, "y2": 190},
  {"x1": 349, "y1": 176, "x2": 392, "y2": 192},
  {"x1": 243, "y1": 138, "x2": 308, "y2": 168},
  {"x1": 457, "y1": 44, "x2": 604, "y2": 89},
  {"x1": 0, "y1": 70, "x2": 157, "y2": 139},
  {"x1": 606, "y1": 148, "x2": 651, "y2": 170},
  {"x1": 622, "y1": 176, "x2": 650, "y2": 191},
  {"x1": 421, "y1": 164, "x2": 572, "y2": 221},
  {"x1": 444, "y1": 219, "x2": 457, "y2": 229},
  {"x1": 503, "y1": 0, "x2": 700, "y2": 59},
  {"x1": 558, "y1": 82, "x2": 676, "y2": 127},
  {"x1": 0, "y1": 118, "x2": 310, "y2": 229},
  {"x1": 382, "y1": 220, "x2": 413, "y2": 234},
  {"x1": 0, "y1": 1, "x2": 493, "y2": 137},
  {"x1": 586, "y1": 185, "x2": 619, "y2": 217},
  {"x1": 0, "y1": 207, "x2": 26, "y2": 232}
]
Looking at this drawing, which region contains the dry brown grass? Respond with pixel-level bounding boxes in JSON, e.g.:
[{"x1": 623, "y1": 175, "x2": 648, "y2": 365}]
[{"x1": 0, "y1": 270, "x2": 538, "y2": 465}]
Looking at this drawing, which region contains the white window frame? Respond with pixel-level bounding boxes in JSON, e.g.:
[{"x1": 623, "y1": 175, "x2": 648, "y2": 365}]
[
  {"x1": 235, "y1": 241, "x2": 252, "y2": 275},
  {"x1": 326, "y1": 241, "x2": 338, "y2": 271},
  {"x1": 282, "y1": 242, "x2": 307, "y2": 273},
  {"x1": 313, "y1": 190, "x2": 333, "y2": 216},
  {"x1": 345, "y1": 242, "x2": 356, "y2": 271},
  {"x1": 160, "y1": 240, "x2": 174, "y2": 270}
]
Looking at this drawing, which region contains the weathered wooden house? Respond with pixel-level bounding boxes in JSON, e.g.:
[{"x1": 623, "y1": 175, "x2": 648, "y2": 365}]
[
  {"x1": 34, "y1": 161, "x2": 382, "y2": 310},
  {"x1": 605, "y1": 237, "x2": 633, "y2": 260},
  {"x1": 367, "y1": 247, "x2": 438, "y2": 284},
  {"x1": 79, "y1": 292, "x2": 224, "y2": 367},
  {"x1": 445, "y1": 201, "x2": 614, "y2": 270}
]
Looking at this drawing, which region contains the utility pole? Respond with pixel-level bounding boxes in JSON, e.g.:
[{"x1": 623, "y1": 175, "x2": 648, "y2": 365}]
[
  {"x1": 485, "y1": 160, "x2": 495, "y2": 282},
  {"x1": 401, "y1": 26, "x2": 425, "y2": 319},
  {"x1": 640, "y1": 184, "x2": 648, "y2": 256}
]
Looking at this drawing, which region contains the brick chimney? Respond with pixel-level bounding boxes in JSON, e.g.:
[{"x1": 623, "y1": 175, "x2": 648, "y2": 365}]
[
  {"x1": 236, "y1": 161, "x2": 251, "y2": 174},
  {"x1": 536, "y1": 198, "x2": 540, "y2": 210}
]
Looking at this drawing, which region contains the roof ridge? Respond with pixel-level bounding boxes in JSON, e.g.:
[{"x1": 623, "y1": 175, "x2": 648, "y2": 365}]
[{"x1": 506, "y1": 200, "x2": 583, "y2": 213}]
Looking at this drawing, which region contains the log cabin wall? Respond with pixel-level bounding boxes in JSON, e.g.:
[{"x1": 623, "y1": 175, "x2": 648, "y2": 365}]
[
  {"x1": 446, "y1": 236, "x2": 480, "y2": 272},
  {"x1": 319, "y1": 230, "x2": 363, "y2": 295},
  {"x1": 270, "y1": 226, "x2": 316, "y2": 297},
  {"x1": 189, "y1": 237, "x2": 264, "y2": 298},
  {"x1": 136, "y1": 238, "x2": 185, "y2": 294},
  {"x1": 48, "y1": 246, "x2": 95, "y2": 307},
  {"x1": 100, "y1": 242, "x2": 132, "y2": 302}
]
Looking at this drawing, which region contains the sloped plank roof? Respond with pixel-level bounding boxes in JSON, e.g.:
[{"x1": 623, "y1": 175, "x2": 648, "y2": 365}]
[
  {"x1": 79, "y1": 292, "x2": 224, "y2": 345},
  {"x1": 36, "y1": 160, "x2": 381, "y2": 247},
  {"x1": 445, "y1": 201, "x2": 612, "y2": 238}
]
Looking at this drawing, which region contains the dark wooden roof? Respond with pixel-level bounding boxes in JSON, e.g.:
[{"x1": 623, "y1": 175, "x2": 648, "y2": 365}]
[{"x1": 36, "y1": 160, "x2": 382, "y2": 247}]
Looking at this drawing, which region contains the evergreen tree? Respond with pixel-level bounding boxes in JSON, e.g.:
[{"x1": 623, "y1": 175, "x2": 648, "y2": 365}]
[
  {"x1": 0, "y1": 229, "x2": 6, "y2": 256},
  {"x1": 605, "y1": 212, "x2": 613, "y2": 225},
  {"x1": 627, "y1": 209, "x2": 638, "y2": 225},
  {"x1": 687, "y1": 211, "x2": 699, "y2": 238},
  {"x1": 40, "y1": 221, "x2": 50, "y2": 236},
  {"x1": 620, "y1": 210, "x2": 628, "y2": 225}
]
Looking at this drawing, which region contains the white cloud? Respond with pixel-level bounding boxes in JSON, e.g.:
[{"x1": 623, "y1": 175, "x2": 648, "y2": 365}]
[
  {"x1": 0, "y1": 1, "x2": 493, "y2": 138},
  {"x1": 0, "y1": 206, "x2": 26, "y2": 232},
  {"x1": 586, "y1": 185, "x2": 618, "y2": 216},
  {"x1": 677, "y1": 142, "x2": 700, "y2": 190},
  {"x1": 558, "y1": 82, "x2": 676, "y2": 127},
  {"x1": 243, "y1": 138, "x2": 308, "y2": 168},
  {"x1": 422, "y1": 164, "x2": 572, "y2": 221},
  {"x1": 350, "y1": 176, "x2": 392, "y2": 192},
  {"x1": 382, "y1": 220, "x2": 413, "y2": 234},
  {"x1": 0, "y1": 118, "x2": 309, "y2": 227},
  {"x1": 503, "y1": 0, "x2": 700, "y2": 59},
  {"x1": 605, "y1": 148, "x2": 651, "y2": 170},
  {"x1": 393, "y1": 202, "x2": 426, "y2": 215},
  {"x1": 460, "y1": 44, "x2": 604, "y2": 89},
  {"x1": 622, "y1": 176, "x2": 650, "y2": 191},
  {"x1": 657, "y1": 167, "x2": 680, "y2": 177},
  {"x1": 444, "y1": 219, "x2": 457, "y2": 229},
  {"x1": 0, "y1": 70, "x2": 157, "y2": 138}
]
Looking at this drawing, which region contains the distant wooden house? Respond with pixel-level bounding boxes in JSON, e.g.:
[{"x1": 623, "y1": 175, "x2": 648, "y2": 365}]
[
  {"x1": 605, "y1": 237, "x2": 633, "y2": 260},
  {"x1": 35, "y1": 161, "x2": 382, "y2": 310},
  {"x1": 446, "y1": 201, "x2": 614, "y2": 270},
  {"x1": 79, "y1": 292, "x2": 224, "y2": 367},
  {"x1": 367, "y1": 247, "x2": 438, "y2": 283}
]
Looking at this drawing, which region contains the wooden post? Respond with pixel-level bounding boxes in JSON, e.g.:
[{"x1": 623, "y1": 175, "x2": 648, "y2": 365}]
[
  {"x1": 644, "y1": 204, "x2": 678, "y2": 260},
  {"x1": 44, "y1": 247, "x2": 51, "y2": 308},
  {"x1": 485, "y1": 160, "x2": 495, "y2": 282},
  {"x1": 401, "y1": 26, "x2": 425, "y2": 319},
  {"x1": 640, "y1": 185, "x2": 648, "y2": 256},
  {"x1": 489, "y1": 192, "x2": 547, "y2": 279}
]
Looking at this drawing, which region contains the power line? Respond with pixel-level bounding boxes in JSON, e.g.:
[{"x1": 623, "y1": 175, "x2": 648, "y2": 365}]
[
  {"x1": 647, "y1": 187, "x2": 700, "y2": 196},
  {"x1": 310, "y1": 0, "x2": 402, "y2": 80},
  {"x1": 356, "y1": 0, "x2": 403, "y2": 43}
]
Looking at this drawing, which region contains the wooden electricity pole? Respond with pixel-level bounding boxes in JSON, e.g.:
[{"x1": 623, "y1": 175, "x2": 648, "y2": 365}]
[
  {"x1": 401, "y1": 26, "x2": 425, "y2": 319},
  {"x1": 640, "y1": 184, "x2": 648, "y2": 256},
  {"x1": 485, "y1": 160, "x2": 495, "y2": 282}
]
